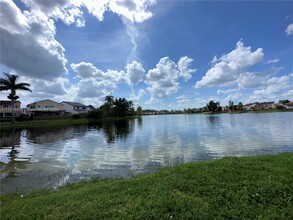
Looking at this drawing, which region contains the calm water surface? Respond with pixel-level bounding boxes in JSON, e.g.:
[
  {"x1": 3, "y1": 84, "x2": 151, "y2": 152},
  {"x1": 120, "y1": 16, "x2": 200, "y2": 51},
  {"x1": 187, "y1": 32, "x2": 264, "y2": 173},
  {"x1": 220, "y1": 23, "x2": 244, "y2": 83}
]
[{"x1": 1, "y1": 113, "x2": 293, "y2": 194}]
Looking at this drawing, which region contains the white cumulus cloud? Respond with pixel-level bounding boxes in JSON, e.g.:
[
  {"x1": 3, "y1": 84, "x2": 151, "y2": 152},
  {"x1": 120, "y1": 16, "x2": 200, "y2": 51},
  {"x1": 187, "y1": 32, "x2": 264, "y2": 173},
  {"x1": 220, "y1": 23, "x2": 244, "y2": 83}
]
[
  {"x1": 21, "y1": 0, "x2": 85, "y2": 27},
  {"x1": 267, "y1": 59, "x2": 279, "y2": 64},
  {"x1": 70, "y1": 60, "x2": 147, "y2": 102},
  {"x1": 237, "y1": 72, "x2": 267, "y2": 89},
  {"x1": 145, "y1": 56, "x2": 195, "y2": 101},
  {"x1": 0, "y1": 0, "x2": 67, "y2": 80},
  {"x1": 195, "y1": 40, "x2": 264, "y2": 88},
  {"x1": 70, "y1": 61, "x2": 145, "y2": 84},
  {"x1": 249, "y1": 74, "x2": 293, "y2": 101},
  {"x1": 217, "y1": 88, "x2": 239, "y2": 95},
  {"x1": 145, "y1": 57, "x2": 179, "y2": 101},
  {"x1": 285, "y1": 23, "x2": 293, "y2": 35},
  {"x1": 129, "y1": 89, "x2": 146, "y2": 103},
  {"x1": 109, "y1": 0, "x2": 156, "y2": 23},
  {"x1": 178, "y1": 56, "x2": 197, "y2": 81},
  {"x1": 126, "y1": 61, "x2": 145, "y2": 84}
]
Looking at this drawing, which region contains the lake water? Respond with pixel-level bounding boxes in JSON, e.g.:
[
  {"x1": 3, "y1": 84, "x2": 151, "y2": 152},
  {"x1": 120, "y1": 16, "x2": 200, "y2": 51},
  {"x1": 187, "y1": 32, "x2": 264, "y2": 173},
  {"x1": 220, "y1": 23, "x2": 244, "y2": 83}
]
[{"x1": 1, "y1": 112, "x2": 293, "y2": 194}]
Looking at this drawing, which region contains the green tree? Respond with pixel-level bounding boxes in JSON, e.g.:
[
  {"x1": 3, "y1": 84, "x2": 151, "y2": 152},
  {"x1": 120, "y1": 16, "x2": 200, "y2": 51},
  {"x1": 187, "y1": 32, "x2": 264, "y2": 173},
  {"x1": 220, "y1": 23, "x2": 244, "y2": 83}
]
[
  {"x1": 206, "y1": 100, "x2": 222, "y2": 112},
  {"x1": 229, "y1": 100, "x2": 235, "y2": 111},
  {"x1": 105, "y1": 95, "x2": 114, "y2": 106},
  {"x1": 113, "y1": 98, "x2": 131, "y2": 117},
  {"x1": 137, "y1": 106, "x2": 142, "y2": 116},
  {"x1": 236, "y1": 102, "x2": 243, "y2": 111},
  {"x1": 254, "y1": 102, "x2": 261, "y2": 110},
  {"x1": 0, "y1": 73, "x2": 32, "y2": 122},
  {"x1": 279, "y1": 100, "x2": 290, "y2": 105},
  {"x1": 101, "y1": 95, "x2": 114, "y2": 117}
]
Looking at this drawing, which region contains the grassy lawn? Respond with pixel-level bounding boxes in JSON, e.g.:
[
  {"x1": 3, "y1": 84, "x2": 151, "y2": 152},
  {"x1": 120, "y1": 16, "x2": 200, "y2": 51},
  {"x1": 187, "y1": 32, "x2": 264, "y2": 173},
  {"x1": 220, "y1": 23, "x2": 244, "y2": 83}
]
[{"x1": 1, "y1": 153, "x2": 292, "y2": 219}]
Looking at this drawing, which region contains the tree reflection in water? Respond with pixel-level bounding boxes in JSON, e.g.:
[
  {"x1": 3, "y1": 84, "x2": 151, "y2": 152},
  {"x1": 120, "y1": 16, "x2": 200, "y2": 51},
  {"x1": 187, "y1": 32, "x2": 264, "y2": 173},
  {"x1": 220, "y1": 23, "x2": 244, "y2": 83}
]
[
  {"x1": 206, "y1": 115, "x2": 221, "y2": 128},
  {"x1": 0, "y1": 118, "x2": 140, "y2": 191},
  {"x1": 137, "y1": 117, "x2": 143, "y2": 127},
  {"x1": 94, "y1": 119, "x2": 136, "y2": 143}
]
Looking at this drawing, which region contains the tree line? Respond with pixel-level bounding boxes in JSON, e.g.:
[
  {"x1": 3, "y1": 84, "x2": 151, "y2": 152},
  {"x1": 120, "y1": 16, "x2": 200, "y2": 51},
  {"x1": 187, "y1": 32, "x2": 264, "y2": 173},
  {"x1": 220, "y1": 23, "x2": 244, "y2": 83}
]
[{"x1": 88, "y1": 96, "x2": 142, "y2": 118}]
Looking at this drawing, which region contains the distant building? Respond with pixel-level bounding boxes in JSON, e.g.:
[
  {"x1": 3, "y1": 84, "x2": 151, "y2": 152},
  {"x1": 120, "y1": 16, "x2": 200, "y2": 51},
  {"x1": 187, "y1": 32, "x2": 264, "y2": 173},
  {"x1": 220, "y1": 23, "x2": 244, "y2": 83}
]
[
  {"x1": 285, "y1": 102, "x2": 293, "y2": 109},
  {"x1": 243, "y1": 103, "x2": 255, "y2": 110},
  {"x1": 0, "y1": 100, "x2": 21, "y2": 118},
  {"x1": 60, "y1": 101, "x2": 94, "y2": 115},
  {"x1": 222, "y1": 106, "x2": 230, "y2": 112},
  {"x1": 260, "y1": 102, "x2": 274, "y2": 109},
  {"x1": 273, "y1": 103, "x2": 285, "y2": 109},
  {"x1": 26, "y1": 99, "x2": 65, "y2": 118}
]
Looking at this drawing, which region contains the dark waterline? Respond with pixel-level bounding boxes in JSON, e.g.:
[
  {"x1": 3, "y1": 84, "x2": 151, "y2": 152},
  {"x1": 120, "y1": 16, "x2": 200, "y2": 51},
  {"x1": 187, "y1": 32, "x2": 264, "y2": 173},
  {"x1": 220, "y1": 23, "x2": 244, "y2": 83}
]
[{"x1": 1, "y1": 112, "x2": 293, "y2": 194}]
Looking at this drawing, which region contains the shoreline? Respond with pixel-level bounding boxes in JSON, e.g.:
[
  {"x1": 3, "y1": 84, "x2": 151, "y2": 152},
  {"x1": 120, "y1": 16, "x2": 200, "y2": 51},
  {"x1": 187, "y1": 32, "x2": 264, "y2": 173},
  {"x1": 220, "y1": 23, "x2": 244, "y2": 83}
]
[
  {"x1": 0, "y1": 116, "x2": 139, "y2": 130},
  {"x1": 1, "y1": 110, "x2": 292, "y2": 130}
]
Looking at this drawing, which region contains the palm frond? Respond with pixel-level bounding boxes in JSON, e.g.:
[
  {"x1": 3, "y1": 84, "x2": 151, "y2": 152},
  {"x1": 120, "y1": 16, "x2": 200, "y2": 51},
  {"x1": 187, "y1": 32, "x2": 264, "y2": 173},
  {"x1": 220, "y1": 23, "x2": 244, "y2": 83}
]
[
  {"x1": 17, "y1": 87, "x2": 32, "y2": 92},
  {"x1": 0, "y1": 85, "x2": 10, "y2": 91},
  {"x1": 16, "y1": 82, "x2": 31, "y2": 87},
  {"x1": 0, "y1": 78, "x2": 10, "y2": 86},
  {"x1": 15, "y1": 83, "x2": 32, "y2": 92},
  {"x1": 0, "y1": 73, "x2": 32, "y2": 92}
]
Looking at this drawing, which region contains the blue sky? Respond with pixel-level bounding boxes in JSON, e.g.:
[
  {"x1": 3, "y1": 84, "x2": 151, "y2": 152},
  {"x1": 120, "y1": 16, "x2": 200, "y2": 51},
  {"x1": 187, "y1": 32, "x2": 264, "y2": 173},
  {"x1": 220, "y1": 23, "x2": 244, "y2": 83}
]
[{"x1": 1, "y1": 0, "x2": 293, "y2": 109}]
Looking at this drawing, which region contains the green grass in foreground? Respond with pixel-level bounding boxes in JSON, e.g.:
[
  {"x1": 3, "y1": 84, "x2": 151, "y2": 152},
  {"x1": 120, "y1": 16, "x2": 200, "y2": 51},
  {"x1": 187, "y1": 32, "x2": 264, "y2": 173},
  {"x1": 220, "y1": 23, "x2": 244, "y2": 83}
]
[{"x1": 1, "y1": 153, "x2": 293, "y2": 219}]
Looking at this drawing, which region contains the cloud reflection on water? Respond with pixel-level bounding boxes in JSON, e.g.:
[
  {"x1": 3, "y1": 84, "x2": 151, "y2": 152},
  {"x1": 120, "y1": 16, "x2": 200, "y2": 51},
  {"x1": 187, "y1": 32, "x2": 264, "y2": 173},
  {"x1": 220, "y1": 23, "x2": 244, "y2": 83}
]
[{"x1": 1, "y1": 113, "x2": 292, "y2": 194}]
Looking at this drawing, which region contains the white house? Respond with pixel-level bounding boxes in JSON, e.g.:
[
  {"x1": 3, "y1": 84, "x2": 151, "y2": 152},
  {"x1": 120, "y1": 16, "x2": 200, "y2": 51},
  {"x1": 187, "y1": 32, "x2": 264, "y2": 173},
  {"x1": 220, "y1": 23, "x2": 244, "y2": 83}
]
[
  {"x1": 61, "y1": 101, "x2": 94, "y2": 115},
  {"x1": 285, "y1": 102, "x2": 293, "y2": 109}
]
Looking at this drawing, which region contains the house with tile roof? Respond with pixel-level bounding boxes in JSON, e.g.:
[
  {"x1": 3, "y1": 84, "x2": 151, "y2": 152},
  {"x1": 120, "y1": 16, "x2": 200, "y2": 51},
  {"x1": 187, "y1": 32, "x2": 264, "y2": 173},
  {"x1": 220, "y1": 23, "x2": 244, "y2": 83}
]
[
  {"x1": 285, "y1": 102, "x2": 293, "y2": 109},
  {"x1": 0, "y1": 100, "x2": 21, "y2": 118},
  {"x1": 26, "y1": 99, "x2": 65, "y2": 118},
  {"x1": 61, "y1": 101, "x2": 94, "y2": 115}
]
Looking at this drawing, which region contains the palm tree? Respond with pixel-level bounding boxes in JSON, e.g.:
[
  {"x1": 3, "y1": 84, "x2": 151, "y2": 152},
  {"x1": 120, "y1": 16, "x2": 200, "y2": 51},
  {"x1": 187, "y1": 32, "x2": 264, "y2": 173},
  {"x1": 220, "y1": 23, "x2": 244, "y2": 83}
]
[{"x1": 0, "y1": 73, "x2": 32, "y2": 122}]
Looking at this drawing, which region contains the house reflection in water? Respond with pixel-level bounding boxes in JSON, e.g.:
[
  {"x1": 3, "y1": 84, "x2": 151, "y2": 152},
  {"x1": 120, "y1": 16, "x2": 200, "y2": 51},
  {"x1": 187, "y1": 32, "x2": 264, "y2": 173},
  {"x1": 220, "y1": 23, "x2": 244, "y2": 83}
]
[
  {"x1": 25, "y1": 125, "x2": 89, "y2": 144},
  {"x1": 0, "y1": 119, "x2": 137, "y2": 176},
  {"x1": 0, "y1": 129, "x2": 31, "y2": 179},
  {"x1": 0, "y1": 118, "x2": 140, "y2": 194}
]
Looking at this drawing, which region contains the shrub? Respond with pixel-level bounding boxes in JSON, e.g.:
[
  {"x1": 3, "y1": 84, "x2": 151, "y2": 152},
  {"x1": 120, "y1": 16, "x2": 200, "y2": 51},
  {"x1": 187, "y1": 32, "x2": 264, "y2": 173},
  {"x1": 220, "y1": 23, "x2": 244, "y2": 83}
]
[
  {"x1": 72, "y1": 114, "x2": 80, "y2": 119},
  {"x1": 87, "y1": 109, "x2": 102, "y2": 118}
]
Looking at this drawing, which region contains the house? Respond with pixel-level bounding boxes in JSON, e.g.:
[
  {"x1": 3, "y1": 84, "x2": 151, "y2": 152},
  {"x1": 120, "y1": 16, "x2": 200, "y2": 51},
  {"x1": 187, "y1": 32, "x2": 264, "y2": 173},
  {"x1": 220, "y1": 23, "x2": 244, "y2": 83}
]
[
  {"x1": 273, "y1": 103, "x2": 285, "y2": 109},
  {"x1": 26, "y1": 99, "x2": 65, "y2": 118},
  {"x1": 260, "y1": 102, "x2": 275, "y2": 109},
  {"x1": 285, "y1": 102, "x2": 293, "y2": 109},
  {"x1": 222, "y1": 106, "x2": 230, "y2": 112},
  {"x1": 0, "y1": 100, "x2": 21, "y2": 118},
  {"x1": 61, "y1": 101, "x2": 94, "y2": 115},
  {"x1": 243, "y1": 103, "x2": 255, "y2": 110}
]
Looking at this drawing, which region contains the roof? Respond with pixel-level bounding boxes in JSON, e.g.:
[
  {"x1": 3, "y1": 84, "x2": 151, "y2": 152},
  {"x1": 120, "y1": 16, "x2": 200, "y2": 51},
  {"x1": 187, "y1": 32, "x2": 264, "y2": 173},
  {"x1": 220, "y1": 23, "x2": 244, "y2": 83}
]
[
  {"x1": 243, "y1": 103, "x2": 255, "y2": 107},
  {"x1": 260, "y1": 102, "x2": 275, "y2": 105},
  {"x1": 0, "y1": 100, "x2": 21, "y2": 105},
  {"x1": 61, "y1": 101, "x2": 87, "y2": 107},
  {"x1": 286, "y1": 102, "x2": 293, "y2": 106},
  {"x1": 27, "y1": 99, "x2": 61, "y2": 106}
]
